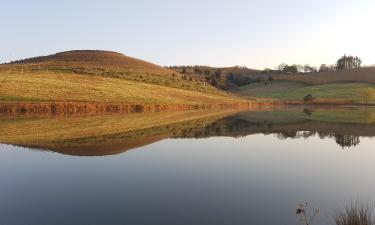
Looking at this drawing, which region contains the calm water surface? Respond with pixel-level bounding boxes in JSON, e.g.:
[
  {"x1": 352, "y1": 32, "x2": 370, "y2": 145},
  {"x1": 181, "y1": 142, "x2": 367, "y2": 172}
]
[{"x1": 1, "y1": 107, "x2": 375, "y2": 225}]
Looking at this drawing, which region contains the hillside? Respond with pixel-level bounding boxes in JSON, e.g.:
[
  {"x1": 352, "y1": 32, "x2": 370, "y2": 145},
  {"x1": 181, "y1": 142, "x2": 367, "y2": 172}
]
[
  {"x1": 232, "y1": 68, "x2": 375, "y2": 103},
  {"x1": 0, "y1": 50, "x2": 246, "y2": 106}
]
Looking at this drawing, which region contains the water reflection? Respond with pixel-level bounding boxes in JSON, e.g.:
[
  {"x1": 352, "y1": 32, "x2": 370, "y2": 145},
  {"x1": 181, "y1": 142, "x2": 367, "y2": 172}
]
[
  {"x1": 1, "y1": 107, "x2": 375, "y2": 155},
  {"x1": 175, "y1": 107, "x2": 375, "y2": 149}
]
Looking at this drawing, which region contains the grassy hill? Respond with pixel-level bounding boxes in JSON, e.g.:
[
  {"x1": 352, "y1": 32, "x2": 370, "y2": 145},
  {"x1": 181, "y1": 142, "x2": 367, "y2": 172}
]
[{"x1": 0, "y1": 50, "x2": 244, "y2": 105}]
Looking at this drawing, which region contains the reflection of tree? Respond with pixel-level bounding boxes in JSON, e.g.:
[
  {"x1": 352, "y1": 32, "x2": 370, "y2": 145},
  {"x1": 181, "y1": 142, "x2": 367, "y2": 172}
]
[
  {"x1": 277, "y1": 130, "x2": 298, "y2": 139},
  {"x1": 334, "y1": 135, "x2": 360, "y2": 148},
  {"x1": 175, "y1": 115, "x2": 365, "y2": 149},
  {"x1": 303, "y1": 108, "x2": 313, "y2": 116},
  {"x1": 276, "y1": 131, "x2": 361, "y2": 149},
  {"x1": 277, "y1": 131, "x2": 316, "y2": 140}
]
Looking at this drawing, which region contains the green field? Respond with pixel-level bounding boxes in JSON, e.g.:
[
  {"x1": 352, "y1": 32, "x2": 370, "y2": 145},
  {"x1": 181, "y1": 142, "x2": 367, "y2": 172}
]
[
  {"x1": 263, "y1": 83, "x2": 375, "y2": 102},
  {"x1": 236, "y1": 81, "x2": 375, "y2": 103},
  {"x1": 235, "y1": 80, "x2": 308, "y2": 97}
]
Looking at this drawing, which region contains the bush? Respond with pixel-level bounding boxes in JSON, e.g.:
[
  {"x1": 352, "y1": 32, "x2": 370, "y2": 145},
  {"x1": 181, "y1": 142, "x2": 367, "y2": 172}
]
[{"x1": 304, "y1": 94, "x2": 314, "y2": 102}]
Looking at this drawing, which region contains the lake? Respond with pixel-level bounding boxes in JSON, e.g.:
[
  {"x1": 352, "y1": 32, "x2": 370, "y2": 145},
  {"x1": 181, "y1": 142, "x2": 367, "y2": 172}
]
[{"x1": 1, "y1": 107, "x2": 375, "y2": 225}]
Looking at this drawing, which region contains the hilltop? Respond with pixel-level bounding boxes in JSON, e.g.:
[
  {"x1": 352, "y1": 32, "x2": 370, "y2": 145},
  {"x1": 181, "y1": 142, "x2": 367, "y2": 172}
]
[
  {"x1": 7, "y1": 50, "x2": 173, "y2": 76},
  {"x1": 0, "y1": 50, "x2": 253, "y2": 111}
]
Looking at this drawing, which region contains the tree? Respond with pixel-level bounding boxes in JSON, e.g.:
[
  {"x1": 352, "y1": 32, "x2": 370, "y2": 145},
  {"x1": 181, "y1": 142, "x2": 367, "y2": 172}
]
[
  {"x1": 194, "y1": 67, "x2": 203, "y2": 74},
  {"x1": 296, "y1": 65, "x2": 304, "y2": 73},
  {"x1": 334, "y1": 135, "x2": 360, "y2": 148},
  {"x1": 214, "y1": 69, "x2": 222, "y2": 78},
  {"x1": 282, "y1": 64, "x2": 298, "y2": 74},
  {"x1": 336, "y1": 55, "x2": 362, "y2": 70},
  {"x1": 303, "y1": 64, "x2": 317, "y2": 73},
  {"x1": 211, "y1": 78, "x2": 218, "y2": 86},
  {"x1": 227, "y1": 72, "x2": 235, "y2": 81},
  {"x1": 278, "y1": 63, "x2": 288, "y2": 72},
  {"x1": 262, "y1": 68, "x2": 273, "y2": 74},
  {"x1": 319, "y1": 64, "x2": 330, "y2": 72}
]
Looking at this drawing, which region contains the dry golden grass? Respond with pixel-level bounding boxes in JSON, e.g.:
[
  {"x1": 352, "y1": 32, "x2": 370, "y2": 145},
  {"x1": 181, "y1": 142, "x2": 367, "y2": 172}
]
[
  {"x1": 0, "y1": 50, "x2": 228, "y2": 96},
  {"x1": 0, "y1": 71, "x2": 242, "y2": 104}
]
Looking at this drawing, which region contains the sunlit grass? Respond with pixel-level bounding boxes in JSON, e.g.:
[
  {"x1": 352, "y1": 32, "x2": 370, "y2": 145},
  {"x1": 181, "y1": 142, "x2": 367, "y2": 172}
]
[{"x1": 0, "y1": 71, "x2": 241, "y2": 104}]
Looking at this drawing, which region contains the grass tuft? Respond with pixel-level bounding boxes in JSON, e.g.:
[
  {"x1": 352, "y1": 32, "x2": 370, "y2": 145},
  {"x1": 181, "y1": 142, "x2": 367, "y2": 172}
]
[{"x1": 335, "y1": 202, "x2": 374, "y2": 225}]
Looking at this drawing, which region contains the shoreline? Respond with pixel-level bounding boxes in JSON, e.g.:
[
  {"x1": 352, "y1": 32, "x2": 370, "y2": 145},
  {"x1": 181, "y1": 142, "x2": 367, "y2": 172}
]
[
  {"x1": 1, "y1": 99, "x2": 372, "y2": 117},
  {"x1": 0, "y1": 101, "x2": 285, "y2": 116}
]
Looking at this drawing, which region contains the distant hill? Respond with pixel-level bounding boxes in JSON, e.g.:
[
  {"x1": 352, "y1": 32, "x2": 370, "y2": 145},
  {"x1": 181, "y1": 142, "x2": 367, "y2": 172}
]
[
  {"x1": 0, "y1": 50, "x2": 244, "y2": 105},
  {"x1": 250, "y1": 67, "x2": 375, "y2": 85}
]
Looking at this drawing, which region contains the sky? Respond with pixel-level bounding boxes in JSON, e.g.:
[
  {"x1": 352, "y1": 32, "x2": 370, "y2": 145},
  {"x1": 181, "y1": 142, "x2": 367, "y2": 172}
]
[{"x1": 1, "y1": 0, "x2": 374, "y2": 69}]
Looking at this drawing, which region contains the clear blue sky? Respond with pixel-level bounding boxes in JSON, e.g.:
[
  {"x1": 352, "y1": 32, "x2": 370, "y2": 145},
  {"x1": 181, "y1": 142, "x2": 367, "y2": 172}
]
[{"x1": 1, "y1": 0, "x2": 374, "y2": 69}]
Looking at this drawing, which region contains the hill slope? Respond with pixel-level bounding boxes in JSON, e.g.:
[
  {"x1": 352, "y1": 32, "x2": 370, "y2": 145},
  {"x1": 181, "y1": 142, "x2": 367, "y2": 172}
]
[
  {"x1": 1, "y1": 50, "x2": 228, "y2": 96},
  {"x1": 0, "y1": 50, "x2": 244, "y2": 106},
  {"x1": 0, "y1": 71, "x2": 240, "y2": 104}
]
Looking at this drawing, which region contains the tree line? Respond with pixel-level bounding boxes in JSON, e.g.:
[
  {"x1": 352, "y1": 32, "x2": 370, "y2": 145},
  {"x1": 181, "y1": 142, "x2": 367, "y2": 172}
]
[
  {"x1": 276, "y1": 54, "x2": 362, "y2": 74},
  {"x1": 168, "y1": 54, "x2": 364, "y2": 89}
]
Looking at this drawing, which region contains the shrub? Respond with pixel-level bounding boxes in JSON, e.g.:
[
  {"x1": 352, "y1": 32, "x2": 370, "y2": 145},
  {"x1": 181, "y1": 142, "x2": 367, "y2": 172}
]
[{"x1": 304, "y1": 94, "x2": 314, "y2": 102}]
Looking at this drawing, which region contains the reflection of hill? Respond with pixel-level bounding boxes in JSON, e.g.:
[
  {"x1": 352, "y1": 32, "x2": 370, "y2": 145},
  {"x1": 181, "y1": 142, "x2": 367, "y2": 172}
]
[
  {"x1": 0, "y1": 110, "x2": 237, "y2": 156},
  {"x1": 2, "y1": 107, "x2": 375, "y2": 154}
]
